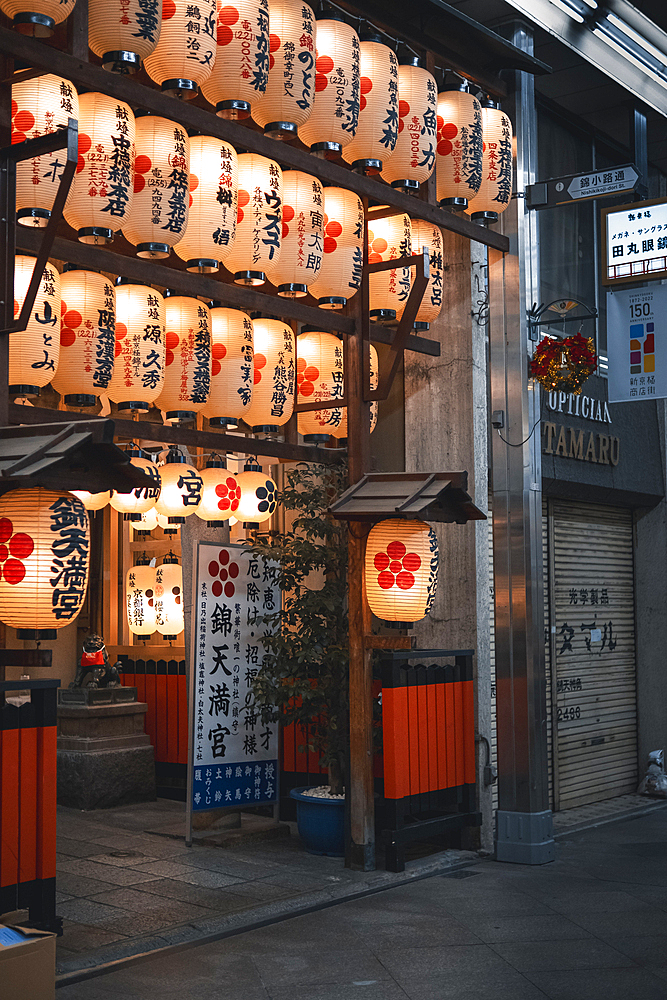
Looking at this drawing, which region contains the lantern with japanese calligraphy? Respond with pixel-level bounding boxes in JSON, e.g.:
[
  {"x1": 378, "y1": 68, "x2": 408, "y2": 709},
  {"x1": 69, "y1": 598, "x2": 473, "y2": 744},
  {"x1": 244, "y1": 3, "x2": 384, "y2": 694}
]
[
  {"x1": 266, "y1": 170, "x2": 323, "y2": 298},
  {"x1": 242, "y1": 317, "x2": 294, "y2": 431},
  {"x1": 1, "y1": 0, "x2": 75, "y2": 36},
  {"x1": 296, "y1": 328, "x2": 343, "y2": 442},
  {"x1": 154, "y1": 292, "x2": 211, "y2": 423},
  {"x1": 195, "y1": 455, "x2": 241, "y2": 524},
  {"x1": 222, "y1": 153, "x2": 282, "y2": 286},
  {"x1": 307, "y1": 186, "x2": 363, "y2": 309},
  {"x1": 155, "y1": 447, "x2": 203, "y2": 523},
  {"x1": 467, "y1": 101, "x2": 513, "y2": 223},
  {"x1": 51, "y1": 266, "x2": 115, "y2": 407},
  {"x1": 64, "y1": 92, "x2": 135, "y2": 245},
  {"x1": 109, "y1": 447, "x2": 162, "y2": 518},
  {"x1": 174, "y1": 135, "x2": 237, "y2": 273},
  {"x1": 333, "y1": 342, "x2": 378, "y2": 440},
  {"x1": 154, "y1": 554, "x2": 183, "y2": 638},
  {"x1": 130, "y1": 506, "x2": 159, "y2": 533},
  {"x1": 10, "y1": 255, "x2": 60, "y2": 398},
  {"x1": 71, "y1": 489, "x2": 111, "y2": 511},
  {"x1": 12, "y1": 74, "x2": 79, "y2": 228},
  {"x1": 364, "y1": 518, "x2": 438, "y2": 625},
  {"x1": 436, "y1": 83, "x2": 482, "y2": 209},
  {"x1": 381, "y1": 57, "x2": 437, "y2": 192},
  {"x1": 298, "y1": 14, "x2": 360, "y2": 157},
  {"x1": 200, "y1": 0, "x2": 269, "y2": 119},
  {"x1": 0, "y1": 490, "x2": 90, "y2": 639},
  {"x1": 410, "y1": 221, "x2": 443, "y2": 330},
  {"x1": 367, "y1": 213, "x2": 412, "y2": 322},
  {"x1": 123, "y1": 113, "x2": 189, "y2": 259},
  {"x1": 107, "y1": 279, "x2": 165, "y2": 412},
  {"x1": 236, "y1": 460, "x2": 277, "y2": 526},
  {"x1": 342, "y1": 33, "x2": 398, "y2": 175},
  {"x1": 144, "y1": 0, "x2": 217, "y2": 98},
  {"x1": 126, "y1": 556, "x2": 156, "y2": 637},
  {"x1": 250, "y1": 0, "x2": 315, "y2": 139},
  {"x1": 202, "y1": 305, "x2": 253, "y2": 428},
  {"x1": 88, "y1": 0, "x2": 162, "y2": 74}
]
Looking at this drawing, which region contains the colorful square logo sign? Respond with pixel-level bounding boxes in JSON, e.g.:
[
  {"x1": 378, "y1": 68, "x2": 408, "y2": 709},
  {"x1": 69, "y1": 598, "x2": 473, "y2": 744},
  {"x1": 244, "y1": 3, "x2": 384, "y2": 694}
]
[
  {"x1": 607, "y1": 284, "x2": 667, "y2": 404},
  {"x1": 629, "y1": 322, "x2": 655, "y2": 375}
]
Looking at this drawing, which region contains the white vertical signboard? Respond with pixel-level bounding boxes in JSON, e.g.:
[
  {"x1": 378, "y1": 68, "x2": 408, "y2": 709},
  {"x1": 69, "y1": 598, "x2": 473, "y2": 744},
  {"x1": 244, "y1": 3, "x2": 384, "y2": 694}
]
[{"x1": 607, "y1": 284, "x2": 667, "y2": 402}]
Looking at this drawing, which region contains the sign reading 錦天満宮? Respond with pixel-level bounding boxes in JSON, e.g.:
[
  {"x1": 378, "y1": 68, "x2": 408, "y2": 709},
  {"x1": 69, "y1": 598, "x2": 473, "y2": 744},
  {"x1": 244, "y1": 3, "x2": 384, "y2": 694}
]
[{"x1": 607, "y1": 284, "x2": 667, "y2": 403}]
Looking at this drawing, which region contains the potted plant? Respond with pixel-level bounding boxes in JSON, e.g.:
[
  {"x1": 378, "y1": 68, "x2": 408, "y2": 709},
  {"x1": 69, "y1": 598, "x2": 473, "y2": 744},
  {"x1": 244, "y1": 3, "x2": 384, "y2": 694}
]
[{"x1": 250, "y1": 460, "x2": 350, "y2": 856}]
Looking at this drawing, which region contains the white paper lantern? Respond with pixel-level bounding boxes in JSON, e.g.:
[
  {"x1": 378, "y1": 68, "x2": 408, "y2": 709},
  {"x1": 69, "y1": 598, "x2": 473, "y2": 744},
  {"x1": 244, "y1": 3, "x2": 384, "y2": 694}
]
[
  {"x1": 155, "y1": 449, "x2": 203, "y2": 523},
  {"x1": 467, "y1": 102, "x2": 513, "y2": 222},
  {"x1": 298, "y1": 15, "x2": 360, "y2": 156},
  {"x1": 202, "y1": 306, "x2": 253, "y2": 428},
  {"x1": 51, "y1": 267, "x2": 115, "y2": 407},
  {"x1": 365, "y1": 518, "x2": 438, "y2": 624},
  {"x1": 126, "y1": 558, "x2": 156, "y2": 636},
  {"x1": 154, "y1": 293, "x2": 211, "y2": 422},
  {"x1": 381, "y1": 57, "x2": 437, "y2": 192},
  {"x1": 174, "y1": 135, "x2": 237, "y2": 273},
  {"x1": 222, "y1": 152, "x2": 282, "y2": 286},
  {"x1": 200, "y1": 0, "x2": 270, "y2": 119},
  {"x1": 109, "y1": 450, "x2": 162, "y2": 517},
  {"x1": 71, "y1": 489, "x2": 111, "y2": 511},
  {"x1": 107, "y1": 280, "x2": 165, "y2": 412},
  {"x1": 154, "y1": 556, "x2": 183, "y2": 637},
  {"x1": 436, "y1": 85, "x2": 482, "y2": 209},
  {"x1": 144, "y1": 0, "x2": 217, "y2": 98},
  {"x1": 307, "y1": 186, "x2": 363, "y2": 309},
  {"x1": 10, "y1": 255, "x2": 60, "y2": 397},
  {"x1": 296, "y1": 328, "x2": 343, "y2": 441},
  {"x1": 342, "y1": 34, "x2": 398, "y2": 174},
  {"x1": 89, "y1": 0, "x2": 162, "y2": 73},
  {"x1": 367, "y1": 213, "x2": 412, "y2": 321},
  {"x1": 236, "y1": 461, "x2": 277, "y2": 525},
  {"x1": 130, "y1": 507, "x2": 160, "y2": 533},
  {"x1": 1, "y1": 0, "x2": 75, "y2": 36},
  {"x1": 242, "y1": 317, "x2": 294, "y2": 430},
  {"x1": 266, "y1": 169, "x2": 323, "y2": 297},
  {"x1": 410, "y1": 221, "x2": 444, "y2": 330},
  {"x1": 251, "y1": 0, "x2": 315, "y2": 139},
  {"x1": 195, "y1": 457, "x2": 241, "y2": 522}
]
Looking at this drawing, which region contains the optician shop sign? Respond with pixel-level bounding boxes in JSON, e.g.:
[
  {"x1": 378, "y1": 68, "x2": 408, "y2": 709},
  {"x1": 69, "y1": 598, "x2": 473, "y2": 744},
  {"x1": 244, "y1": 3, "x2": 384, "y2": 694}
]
[{"x1": 601, "y1": 197, "x2": 667, "y2": 287}]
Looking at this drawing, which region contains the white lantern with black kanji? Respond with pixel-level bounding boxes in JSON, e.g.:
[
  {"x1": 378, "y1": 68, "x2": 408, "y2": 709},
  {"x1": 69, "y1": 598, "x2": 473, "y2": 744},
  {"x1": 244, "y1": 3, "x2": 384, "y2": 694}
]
[
  {"x1": 222, "y1": 153, "x2": 282, "y2": 286},
  {"x1": 342, "y1": 33, "x2": 398, "y2": 175},
  {"x1": 364, "y1": 518, "x2": 438, "y2": 625},
  {"x1": 144, "y1": 0, "x2": 217, "y2": 98},
  {"x1": 367, "y1": 213, "x2": 412, "y2": 322},
  {"x1": 236, "y1": 460, "x2": 277, "y2": 526},
  {"x1": 154, "y1": 292, "x2": 211, "y2": 423},
  {"x1": 0, "y1": 489, "x2": 90, "y2": 639},
  {"x1": 130, "y1": 506, "x2": 159, "y2": 533},
  {"x1": 126, "y1": 556, "x2": 156, "y2": 636},
  {"x1": 107, "y1": 279, "x2": 165, "y2": 412},
  {"x1": 266, "y1": 170, "x2": 323, "y2": 298},
  {"x1": 109, "y1": 447, "x2": 162, "y2": 519},
  {"x1": 174, "y1": 135, "x2": 237, "y2": 273},
  {"x1": 334, "y1": 342, "x2": 378, "y2": 439},
  {"x1": 71, "y1": 489, "x2": 111, "y2": 511},
  {"x1": 155, "y1": 448, "x2": 203, "y2": 523},
  {"x1": 296, "y1": 328, "x2": 343, "y2": 442},
  {"x1": 242, "y1": 317, "x2": 294, "y2": 431},
  {"x1": 467, "y1": 100, "x2": 513, "y2": 223},
  {"x1": 410, "y1": 221, "x2": 444, "y2": 331},
  {"x1": 436, "y1": 83, "x2": 482, "y2": 209},
  {"x1": 123, "y1": 113, "x2": 189, "y2": 259},
  {"x1": 154, "y1": 554, "x2": 183, "y2": 638},
  {"x1": 298, "y1": 14, "x2": 360, "y2": 156},
  {"x1": 307, "y1": 186, "x2": 363, "y2": 309},
  {"x1": 381, "y1": 57, "x2": 437, "y2": 192},
  {"x1": 251, "y1": 0, "x2": 315, "y2": 139},
  {"x1": 201, "y1": 0, "x2": 270, "y2": 119},
  {"x1": 1, "y1": 0, "x2": 75, "y2": 36},
  {"x1": 195, "y1": 455, "x2": 241, "y2": 524},
  {"x1": 51, "y1": 266, "x2": 115, "y2": 407},
  {"x1": 10, "y1": 255, "x2": 60, "y2": 398},
  {"x1": 202, "y1": 305, "x2": 253, "y2": 428},
  {"x1": 89, "y1": 0, "x2": 162, "y2": 74}
]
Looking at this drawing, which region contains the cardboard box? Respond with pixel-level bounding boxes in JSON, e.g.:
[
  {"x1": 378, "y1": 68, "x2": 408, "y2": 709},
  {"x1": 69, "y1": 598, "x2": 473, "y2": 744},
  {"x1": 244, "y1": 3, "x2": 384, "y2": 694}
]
[{"x1": 0, "y1": 923, "x2": 56, "y2": 1000}]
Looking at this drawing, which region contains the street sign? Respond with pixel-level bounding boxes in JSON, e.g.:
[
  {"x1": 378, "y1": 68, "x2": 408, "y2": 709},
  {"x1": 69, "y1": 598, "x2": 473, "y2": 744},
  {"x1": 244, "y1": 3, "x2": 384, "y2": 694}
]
[
  {"x1": 526, "y1": 163, "x2": 640, "y2": 210},
  {"x1": 607, "y1": 283, "x2": 667, "y2": 402},
  {"x1": 601, "y1": 197, "x2": 667, "y2": 287}
]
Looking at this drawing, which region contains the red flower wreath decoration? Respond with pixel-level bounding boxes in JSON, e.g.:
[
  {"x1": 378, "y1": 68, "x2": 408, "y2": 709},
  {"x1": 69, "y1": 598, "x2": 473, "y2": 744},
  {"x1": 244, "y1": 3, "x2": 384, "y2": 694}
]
[{"x1": 530, "y1": 332, "x2": 597, "y2": 395}]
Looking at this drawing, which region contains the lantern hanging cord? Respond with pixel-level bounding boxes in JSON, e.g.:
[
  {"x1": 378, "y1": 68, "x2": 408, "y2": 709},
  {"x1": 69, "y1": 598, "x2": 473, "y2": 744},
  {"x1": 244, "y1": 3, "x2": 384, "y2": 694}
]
[{"x1": 496, "y1": 416, "x2": 541, "y2": 448}]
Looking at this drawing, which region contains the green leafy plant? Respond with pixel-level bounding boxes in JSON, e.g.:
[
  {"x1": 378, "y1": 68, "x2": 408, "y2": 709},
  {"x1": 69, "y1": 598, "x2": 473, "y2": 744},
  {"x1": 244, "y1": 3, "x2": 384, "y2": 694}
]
[{"x1": 250, "y1": 461, "x2": 349, "y2": 795}]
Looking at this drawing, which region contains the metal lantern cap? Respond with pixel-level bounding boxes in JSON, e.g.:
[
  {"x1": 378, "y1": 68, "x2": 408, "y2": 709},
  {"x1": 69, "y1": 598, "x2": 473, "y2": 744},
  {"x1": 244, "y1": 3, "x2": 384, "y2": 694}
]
[{"x1": 164, "y1": 448, "x2": 187, "y2": 465}]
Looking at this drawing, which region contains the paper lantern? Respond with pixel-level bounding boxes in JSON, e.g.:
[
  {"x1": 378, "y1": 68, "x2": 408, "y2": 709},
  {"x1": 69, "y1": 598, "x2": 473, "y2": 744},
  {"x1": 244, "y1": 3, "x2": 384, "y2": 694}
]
[
  {"x1": 368, "y1": 214, "x2": 412, "y2": 321},
  {"x1": 202, "y1": 306, "x2": 253, "y2": 428},
  {"x1": 365, "y1": 518, "x2": 438, "y2": 624},
  {"x1": 109, "y1": 449, "x2": 161, "y2": 517},
  {"x1": 10, "y1": 255, "x2": 60, "y2": 397},
  {"x1": 242, "y1": 317, "x2": 294, "y2": 431},
  {"x1": 144, "y1": 0, "x2": 217, "y2": 98},
  {"x1": 436, "y1": 85, "x2": 482, "y2": 208},
  {"x1": 156, "y1": 511, "x2": 179, "y2": 534},
  {"x1": 130, "y1": 507, "x2": 159, "y2": 532},
  {"x1": 88, "y1": 0, "x2": 162, "y2": 73},
  {"x1": 155, "y1": 448, "x2": 203, "y2": 523},
  {"x1": 154, "y1": 556, "x2": 183, "y2": 637},
  {"x1": 223, "y1": 153, "x2": 282, "y2": 286},
  {"x1": 154, "y1": 293, "x2": 211, "y2": 422},
  {"x1": 236, "y1": 460, "x2": 277, "y2": 525},
  {"x1": 296, "y1": 329, "x2": 343, "y2": 442},
  {"x1": 342, "y1": 34, "x2": 398, "y2": 174},
  {"x1": 51, "y1": 267, "x2": 115, "y2": 407},
  {"x1": 1, "y1": 0, "x2": 75, "y2": 36},
  {"x1": 126, "y1": 557, "x2": 156, "y2": 636},
  {"x1": 381, "y1": 57, "x2": 437, "y2": 192},
  {"x1": 266, "y1": 170, "x2": 323, "y2": 297},
  {"x1": 0, "y1": 490, "x2": 90, "y2": 637},
  {"x1": 71, "y1": 490, "x2": 111, "y2": 511},
  {"x1": 410, "y1": 221, "x2": 443, "y2": 329},
  {"x1": 174, "y1": 135, "x2": 237, "y2": 273},
  {"x1": 64, "y1": 92, "x2": 135, "y2": 245},
  {"x1": 123, "y1": 113, "x2": 189, "y2": 259},
  {"x1": 331, "y1": 342, "x2": 378, "y2": 440},
  {"x1": 200, "y1": 0, "x2": 270, "y2": 118},
  {"x1": 308, "y1": 186, "x2": 363, "y2": 309},
  {"x1": 251, "y1": 0, "x2": 315, "y2": 139},
  {"x1": 195, "y1": 456, "x2": 241, "y2": 523},
  {"x1": 12, "y1": 74, "x2": 79, "y2": 228},
  {"x1": 107, "y1": 279, "x2": 165, "y2": 412},
  {"x1": 467, "y1": 102, "x2": 513, "y2": 223},
  {"x1": 298, "y1": 15, "x2": 360, "y2": 156}
]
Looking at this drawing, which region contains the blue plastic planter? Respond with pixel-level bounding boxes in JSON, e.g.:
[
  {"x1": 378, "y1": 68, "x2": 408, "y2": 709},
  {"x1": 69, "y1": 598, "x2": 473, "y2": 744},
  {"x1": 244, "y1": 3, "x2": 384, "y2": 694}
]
[{"x1": 290, "y1": 786, "x2": 345, "y2": 857}]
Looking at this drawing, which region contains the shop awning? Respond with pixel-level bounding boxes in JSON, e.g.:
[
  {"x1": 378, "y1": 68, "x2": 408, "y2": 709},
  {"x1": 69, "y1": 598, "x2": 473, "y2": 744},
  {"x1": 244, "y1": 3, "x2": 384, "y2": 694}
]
[{"x1": 330, "y1": 472, "x2": 487, "y2": 524}]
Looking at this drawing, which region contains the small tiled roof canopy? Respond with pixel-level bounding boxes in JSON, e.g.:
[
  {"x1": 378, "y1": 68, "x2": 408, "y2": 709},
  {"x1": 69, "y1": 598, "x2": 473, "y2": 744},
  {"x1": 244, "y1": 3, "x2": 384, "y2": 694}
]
[{"x1": 329, "y1": 472, "x2": 487, "y2": 524}]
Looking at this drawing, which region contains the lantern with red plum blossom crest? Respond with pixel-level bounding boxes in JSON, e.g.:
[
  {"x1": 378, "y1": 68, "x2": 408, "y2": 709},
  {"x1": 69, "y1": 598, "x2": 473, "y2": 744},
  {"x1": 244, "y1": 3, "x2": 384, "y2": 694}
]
[
  {"x1": 381, "y1": 57, "x2": 437, "y2": 192},
  {"x1": 298, "y1": 14, "x2": 360, "y2": 156},
  {"x1": 251, "y1": 0, "x2": 315, "y2": 138},
  {"x1": 266, "y1": 170, "x2": 323, "y2": 298},
  {"x1": 200, "y1": 0, "x2": 270, "y2": 118},
  {"x1": 155, "y1": 293, "x2": 211, "y2": 423},
  {"x1": 307, "y1": 186, "x2": 363, "y2": 309},
  {"x1": 222, "y1": 153, "x2": 282, "y2": 286},
  {"x1": 242, "y1": 317, "x2": 294, "y2": 431},
  {"x1": 367, "y1": 213, "x2": 412, "y2": 322},
  {"x1": 174, "y1": 135, "x2": 237, "y2": 273},
  {"x1": 202, "y1": 305, "x2": 253, "y2": 428},
  {"x1": 195, "y1": 455, "x2": 241, "y2": 524},
  {"x1": 51, "y1": 266, "x2": 115, "y2": 407},
  {"x1": 107, "y1": 279, "x2": 165, "y2": 412},
  {"x1": 342, "y1": 34, "x2": 398, "y2": 175},
  {"x1": 436, "y1": 84, "x2": 482, "y2": 209},
  {"x1": 364, "y1": 518, "x2": 438, "y2": 624}
]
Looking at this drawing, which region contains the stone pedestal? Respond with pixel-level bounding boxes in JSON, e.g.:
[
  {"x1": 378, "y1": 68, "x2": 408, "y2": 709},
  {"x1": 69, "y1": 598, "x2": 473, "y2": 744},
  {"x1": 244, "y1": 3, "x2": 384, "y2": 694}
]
[{"x1": 57, "y1": 687, "x2": 156, "y2": 810}]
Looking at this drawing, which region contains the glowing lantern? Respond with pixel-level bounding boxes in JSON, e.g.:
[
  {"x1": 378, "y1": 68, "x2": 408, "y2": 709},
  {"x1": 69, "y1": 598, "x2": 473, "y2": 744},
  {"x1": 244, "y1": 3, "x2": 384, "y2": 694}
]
[
  {"x1": 342, "y1": 34, "x2": 398, "y2": 174},
  {"x1": 0, "y1": 490, "x2": 90, "y2": 637},
  {"x1": 155, "y1": 448, "x2": 203, "y2": 523},
  {"x1": 266, "y1": 170, "x2": 323, "y2": 298},
  {"x1": 0, "y1": 0, "x2": 75, "y2": 36},
  {"x1": 298, "y1": 15, "x2": 360, "y2": 156},
  {"x1": 126, "y1": 556, "x2": 156, "y2": 636},
  {"x1": 202, "y1": 305, "x2": 253, "y2": 428},
  {"x1": 381, "y1": 57, "x2": 437, "y2": 192},
  {"x1": 200, "y1": 0, "x2": 269, "y2": 119},
  {"x1": 296, "y1": 328, "x2": 345, "y2": 442},
  {"x1": 123, "y1": 113, "x2": 189, "y2": 259},
  {"x1": 410, "y1": 221, "x2": 443, "y2": 330},
  {"x1": 71, "y1": 490, "x2": 111, "y2": 511},
  {"x1": 107, "y1": 280, "x2": 165, "y2": 412},
  {"x1": 195, "y1": 456, "x2": 241, "y2": 523},
  {"x1": 154, "y1": 555, "x2": 183, "y2": 638},
  {"x1": 236, "y1": 460, "x2": 277, "y2": 525},
  {"x1": 12, "y1": 75, "x2": 79, "y2": 228},
  {"x1": 88, "y1": 0, "x2": 162, "y2": 73},
  {"x1": 156, "y1": 512, "x2": 179, "y2": 534},
  {"x1": 242, "y1": 317, "x2": 294, "y2": 431},
  {"x1": 308, "y1": 186, "x2": 363, "y2": 309},
  {"x1": 10, "y1": 255, "x2": 60, "y2": 397},
  {"x1": 64, "y1": 92, "x2": 135, "y2": 246},
  {"x1": 130, "y1": 507, "x2": 159, "y2": 533},
  {"x1": 368, "y1": 214, "x2": 412, "y2": 321},
  {"x1": 144, "y1": 0, "x2": 216, "y2": 98},
  {"x1": 109, "y1": 448, "x2": 161, "y2": 517},
  {"x1": 251, "y1": 0, "x2": 315, "y2": 139},
  {"x1": 436, "y1": 84, "x2": 482, "y2": 209},
  {"x1": 154, "y1": 293, "x2": 211, "y2": 422},
  {"x1": 365, "y1": 518, "x2": 438, "y2": 624},
  {"x1": 51, "y1": 266, "x2": 115, "y2": 407},
  {"x1": 332, "y1": 342, "x2": 378, "y2": 440},
  {"x1": 174, "y1": 135, "x2": 237, "y2": 273},
  {"x1": 467, "y1": 101, "x2": 513, "y2": 223},
  {"x1": 223, "y1": 153, "x2": 282, "y2": 286}
]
